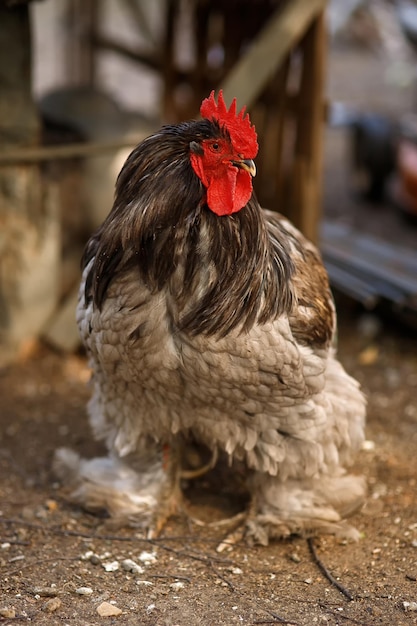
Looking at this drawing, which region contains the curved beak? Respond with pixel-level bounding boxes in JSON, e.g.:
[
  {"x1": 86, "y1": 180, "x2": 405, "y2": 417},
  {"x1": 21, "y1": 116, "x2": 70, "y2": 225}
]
[{"x1": 232, "y1": 158, "x2": 256, "y2": 177}]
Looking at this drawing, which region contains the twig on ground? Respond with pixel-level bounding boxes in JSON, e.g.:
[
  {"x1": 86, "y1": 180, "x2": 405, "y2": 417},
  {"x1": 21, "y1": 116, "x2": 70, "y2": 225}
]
[
  {"x1": 0, "y1": 539, "x2": 30, "y2": 546},
  {"x1": 307, "y1": 538, "x2": 354, "y2": 601},
  {"x1": 149, "y1": 574, "x2": 191, "y2": 583},
  {"x1": 251, "y1": 595, "x2": 300, "y2": 625},
  {"x1": 208, "y1": 562, "x2": 236, "y2": 591},
  {"x1": 4, "y1": 556, "x2": 80, "y2": 577},
  {"x1": 0, "y1": 517, "x2": 239, "y2": 558},
  {"x1": 0, "y1": 517, "x2": 235, "y2": 568},
  {"x1": 318, "y1": 603, "x2": 374, "y2": 625},
  {"x1": 253, "y1": 612, "x2": 299, "y2": 625}
]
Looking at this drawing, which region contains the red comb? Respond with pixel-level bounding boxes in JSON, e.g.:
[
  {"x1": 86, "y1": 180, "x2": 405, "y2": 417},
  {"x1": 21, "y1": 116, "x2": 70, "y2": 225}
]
[{"x1": 200, "y1": 90, "x2": 258, "y2": 159}]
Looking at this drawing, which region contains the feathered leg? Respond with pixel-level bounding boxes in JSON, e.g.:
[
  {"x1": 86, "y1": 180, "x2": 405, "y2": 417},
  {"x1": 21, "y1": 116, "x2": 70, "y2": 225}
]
[
  {"x1": 244, "y1": 471, "x2": 366, "y2": 546},
  {"x1": 53, "y1": 440, "x2": 182, "y2": 535},
  {"x1": 244, "y1": 357, "x2": 367, "y2": 545}
]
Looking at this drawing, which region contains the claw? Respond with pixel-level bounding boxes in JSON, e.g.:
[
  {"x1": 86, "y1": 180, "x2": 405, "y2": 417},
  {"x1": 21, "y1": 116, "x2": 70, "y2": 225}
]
[
  {"x1": 216, "y1": 520, "x2": 247, "y2": 553},
  {"x1": 180, "y1": 448, "x2": 218, "y2": 480}
]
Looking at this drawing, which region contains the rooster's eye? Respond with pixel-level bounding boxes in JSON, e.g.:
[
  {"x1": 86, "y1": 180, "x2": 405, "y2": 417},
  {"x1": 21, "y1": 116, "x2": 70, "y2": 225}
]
[{"x1": 211, "y1": 142, "x2": 220, "y2": 151}]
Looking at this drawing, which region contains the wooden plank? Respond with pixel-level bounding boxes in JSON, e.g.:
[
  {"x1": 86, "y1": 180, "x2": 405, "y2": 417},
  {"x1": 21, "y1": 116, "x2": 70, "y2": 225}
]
[
  {"x1": 0, "y1": 134, "x2": 150, "y2": 165},
  {"x1": 122, "y1": 0, "x2": 158, "y2": 48},
  {"x1": 321, "y1": 221, "x2": 417, "y2": 274},
  {"x1": 93, "y1": 35, "x2": 160, "y2": 71},
  {"x1": 324, "y1": 261, "x2": 379, "y2": 308},
  {"x1": 322, "y1": 251, "x2": 409, "y2": 303},
  {"x1": 321, "y1": 237, "x2": 417, "y2": 297},
  {"x1": 220, "y1": 0, "x2": 328, "y2": 110}
]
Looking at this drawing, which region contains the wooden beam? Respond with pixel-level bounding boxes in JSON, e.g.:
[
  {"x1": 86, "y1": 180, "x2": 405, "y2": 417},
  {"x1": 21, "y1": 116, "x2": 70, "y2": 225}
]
[
  {"x1": 220, "y1": 0, "x2": 328, "y2": 110},
  {"x1": 0, "y1": 134, "x2": 150, "y2": 165},
  {"x1": 121, "y1": 0, "x2": 158, "y2": 48},
  {"x1": 93, "y1": 34, "x2": 161, "y2": 71}
]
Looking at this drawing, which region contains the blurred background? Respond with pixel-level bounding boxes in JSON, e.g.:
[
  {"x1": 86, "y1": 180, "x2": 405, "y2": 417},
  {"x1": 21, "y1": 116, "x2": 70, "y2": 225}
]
[{"x1": 1, "y1": 0, "x2": 417, "y2": 363}]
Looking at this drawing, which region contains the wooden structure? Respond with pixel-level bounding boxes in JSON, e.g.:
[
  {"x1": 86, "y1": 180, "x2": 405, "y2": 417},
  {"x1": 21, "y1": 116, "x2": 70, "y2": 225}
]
[
  {"x1": 0, "y1": 1, "x2": 59, "y2": 365},
  {"x1": 0, "y1": 0, "x2": 328, "y2": 359}
]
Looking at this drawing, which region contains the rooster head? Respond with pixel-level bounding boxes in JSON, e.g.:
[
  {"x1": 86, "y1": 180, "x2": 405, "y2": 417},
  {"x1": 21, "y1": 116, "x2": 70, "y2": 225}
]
[{"x1": 190, "y1": 90, "x2": 258, "y2": 216}]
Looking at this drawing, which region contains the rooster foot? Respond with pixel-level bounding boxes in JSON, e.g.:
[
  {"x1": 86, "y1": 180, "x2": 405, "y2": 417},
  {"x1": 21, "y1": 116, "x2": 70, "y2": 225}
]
[
  {"x1": 216, "y1": 472, "x2": 366, "y2": 550},
  {"x1": 243, "y1": 473, "x2": 366, "y2": 546},
  {"x1": 216, "y1": 505, "x2": 363, "y2": 552},
  {"x1": 244, "y1": 513, "x2": 362, "y2": 547},
  {"x1": 53, "y1": 447, "x2": 181, "y2": 536}
]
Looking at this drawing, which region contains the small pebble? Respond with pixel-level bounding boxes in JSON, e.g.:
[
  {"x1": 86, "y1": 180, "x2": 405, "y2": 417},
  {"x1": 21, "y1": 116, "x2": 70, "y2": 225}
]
[
  {"x1": 136, "y1": 580, "x2": 153, "y2": 586},
  {"x1": 403, "y1": 601, "x2": 417, "y2": 612},
  {"x1": 231, "y1": 567, "x2": 243, "y2": 575},
  {"x1": 80, "y1": 550, "x2": 94, "y2": 560},
  {"x1": 170, "y1": 582, "x2": 184, "y2": 590},
  {"x1": 121, "y1": 559, "x2": 144, "y2": 574},
  {"x1": 43, "y1": 598, "x2": 62, "y2": 613},
  {"x1": 9, "y1": 555, "x2": 25, "y2": 563},
  {"x1": 138, "y1": 551, "x2": 157, "y2": 564},
  {"x1": 102, "y1": 560, "x2": 119, "y2": 572},
  {"x1": 289, "y1": 552, "x2": 301, "y2": 563},
  {"x1": 90, "y1": 554, "x2": 101, "y2": 565},
  {"x1": 406, "y1": 572, "x2": 417, "y2": 581},
  {"x1": 96, "y1": 601, "x2": 123, "y2": 617},
  {"x1": 361, "y1": 440, "x2": 375, "y2": 451},
  {"x1": 76, "y1": 587, "x2": 93, "y2": 595},
  {"x1": 33, "y1": 587, "x2": 58, "y2": 597}
]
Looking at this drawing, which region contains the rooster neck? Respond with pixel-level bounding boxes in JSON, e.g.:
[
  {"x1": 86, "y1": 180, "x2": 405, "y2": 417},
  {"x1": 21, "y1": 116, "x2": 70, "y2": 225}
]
[
  {"x1": 166, "y1": 200, "x2": 294, "y2": 337},
  {"x1": 86, "y1": 205, "x2": 294, "y2": 339}
]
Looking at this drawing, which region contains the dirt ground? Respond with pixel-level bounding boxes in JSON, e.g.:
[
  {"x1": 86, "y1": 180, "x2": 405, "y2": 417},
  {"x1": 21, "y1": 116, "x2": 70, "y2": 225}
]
[{"x1": 1, "y1": 41, "x2": 417, "y2": 626}]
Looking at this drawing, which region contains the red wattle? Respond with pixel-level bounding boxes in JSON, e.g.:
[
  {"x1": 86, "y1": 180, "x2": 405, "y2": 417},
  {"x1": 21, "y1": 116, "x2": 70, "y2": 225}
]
[
  {"x1": 190, "y1": 154, "x2": 253, "y2": 216},
  {"x1": 207, "y1": 168, "x2": 252, "y2": 216}
]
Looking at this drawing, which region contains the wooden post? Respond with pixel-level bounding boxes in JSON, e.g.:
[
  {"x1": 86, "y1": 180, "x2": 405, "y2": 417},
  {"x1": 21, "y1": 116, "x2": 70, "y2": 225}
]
[
  {"x1": 290, "y1": 11, "x2": 327, "y2": 243},
  {"x1": 161, "y1": 0, "x2": 177, "y2": 121},
  {"x1": 65, "y1": 0, "x2": 98, "y2": 86},
  {"x1": 221, "y1": 0, "x2": 327, "y2": 111},
  {"x1": 0, "y1": 3, "x2": 60, "y2": 364}
]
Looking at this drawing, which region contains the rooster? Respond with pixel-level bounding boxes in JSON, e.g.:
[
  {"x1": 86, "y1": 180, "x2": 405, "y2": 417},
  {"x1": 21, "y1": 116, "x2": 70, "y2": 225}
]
[{"x1": 55, "y1": 91, "x2": 366, "y2": 544}]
